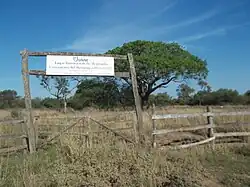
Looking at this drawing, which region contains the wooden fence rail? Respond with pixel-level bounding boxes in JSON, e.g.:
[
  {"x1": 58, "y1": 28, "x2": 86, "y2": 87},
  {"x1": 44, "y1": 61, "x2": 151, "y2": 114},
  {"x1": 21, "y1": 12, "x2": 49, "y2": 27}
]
[
  {"x1": 0, "y1": 119, "x2": 28, "y2": 155},
  {"x1": 0, "y1": 134, "x2": 27, "y2": 139},
  {"x1": 0, "y1": 145, "x2": 28, "y2": 154},
  {"x1": 1, "y1": 115, "x2": 135, "y2": 155},
  {"x1": 152, "y1": 111, "x2": 250, "y2": 120},
  {"x1": 0, "y1": 119, "x2": 24, "y2": 125},
  {"x1": 152, "y1": 105, "x2": 250, "y2": 149},
  {"x1": 168, "y1": 137, "x2": 216, "y2": 150},
  {"x1": 152, "y1": 124, "x2": 214, "y2": 135}
]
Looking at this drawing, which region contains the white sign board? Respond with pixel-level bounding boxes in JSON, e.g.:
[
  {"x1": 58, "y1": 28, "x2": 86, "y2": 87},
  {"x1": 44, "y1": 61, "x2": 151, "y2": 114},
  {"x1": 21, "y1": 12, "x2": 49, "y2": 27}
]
[{"x1": 46, "y1": 55, "x2": 115, "y2": 76}]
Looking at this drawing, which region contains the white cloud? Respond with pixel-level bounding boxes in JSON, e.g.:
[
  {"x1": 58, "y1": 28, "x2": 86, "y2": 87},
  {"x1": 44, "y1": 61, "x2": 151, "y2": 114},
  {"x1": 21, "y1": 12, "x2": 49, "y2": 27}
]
[
  {"x1": 59, "y1": 1, "x2": 178, "y2": 53},
  {"x1": 179, "y1": 29, "x2": 226, "y2": 43},
  {"x1": 55, "y1": 0, "x2": 246, "y2": 52},
  {"x1": 62, "y1": 10, "x2": 219, "y2": 52},
  {"x1": 177, "y1": 22, "x2": 250, "y2": 43},
  {"x1": 148, "y1": 0, "x2": 178, "y2": 20},
  {"x1": 166, "y1": 9, "x2": 218, "y2": 30}
]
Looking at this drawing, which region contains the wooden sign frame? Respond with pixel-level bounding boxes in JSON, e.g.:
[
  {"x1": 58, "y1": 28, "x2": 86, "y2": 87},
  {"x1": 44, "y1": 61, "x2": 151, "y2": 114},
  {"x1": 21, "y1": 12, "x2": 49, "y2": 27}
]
[{"x1": 20, "y1": 49, "x2": 143, "y2": 153}]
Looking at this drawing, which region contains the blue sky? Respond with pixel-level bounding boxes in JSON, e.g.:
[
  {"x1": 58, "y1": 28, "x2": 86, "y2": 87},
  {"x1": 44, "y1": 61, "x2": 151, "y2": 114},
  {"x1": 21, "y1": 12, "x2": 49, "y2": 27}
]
[{"x1": 0, "y1": 0, "x2": 250, "y2": 98}]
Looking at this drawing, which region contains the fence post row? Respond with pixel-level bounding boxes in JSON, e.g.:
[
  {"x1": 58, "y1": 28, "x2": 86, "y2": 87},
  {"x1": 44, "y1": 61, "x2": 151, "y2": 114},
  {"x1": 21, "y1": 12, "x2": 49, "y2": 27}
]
[{"x1": 151, "y1": 106, "x2": 244, "y2": 149}]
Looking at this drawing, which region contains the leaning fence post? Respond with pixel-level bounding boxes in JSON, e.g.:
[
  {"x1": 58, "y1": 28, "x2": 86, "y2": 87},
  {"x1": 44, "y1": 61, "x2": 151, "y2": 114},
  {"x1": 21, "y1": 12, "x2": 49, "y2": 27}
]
[
  {"x1": 152, "y1": 104, "x2": 157, "y2": 148},
  {"x1": 21, "y1": 49, "x2": 36, "y2": 153},
  {"x1": 207, "y1": 106, "x2": 215, "y2": 149},
  {"x1": 128, "y1": 53, "x2": 144, "y2": 145}
]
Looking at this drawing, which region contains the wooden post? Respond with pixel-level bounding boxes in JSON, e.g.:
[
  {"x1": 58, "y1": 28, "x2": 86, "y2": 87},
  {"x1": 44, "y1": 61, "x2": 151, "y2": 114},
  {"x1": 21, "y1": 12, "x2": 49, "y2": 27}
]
[
  {"x1": 63, "y1": 98, "x2": 67, "y2": 113},
  {"x1": 133, "y1": 112, "x2": 139, "y2": 143},
  {"x1": 21, "y1": 112, "x2": 28, "y2": 154},
  {"x1": 86, "y1": 115, "x2": 92, "y2": 148},
  {"x1": 128, "y1": 53, "x2": 144, "y2": 144},
  {"x1": 152, "y1": 104, "x2": 157, "y2": 148},
  {"x1": 21, "y1": 49, "x2": 36, "y2": 153},
  {"x1": 207, "y1": 106, "x2": 214, "y2": 149}
]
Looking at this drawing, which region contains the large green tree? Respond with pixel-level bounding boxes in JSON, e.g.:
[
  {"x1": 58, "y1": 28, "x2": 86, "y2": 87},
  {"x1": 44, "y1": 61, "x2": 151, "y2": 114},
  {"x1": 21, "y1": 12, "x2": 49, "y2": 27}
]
[
  {"x1": 107, "y1": 40, "x2": 208, "y2": 108},
  {"x1": 70, "y1": 78, "x2": 120, "y2": 109}
]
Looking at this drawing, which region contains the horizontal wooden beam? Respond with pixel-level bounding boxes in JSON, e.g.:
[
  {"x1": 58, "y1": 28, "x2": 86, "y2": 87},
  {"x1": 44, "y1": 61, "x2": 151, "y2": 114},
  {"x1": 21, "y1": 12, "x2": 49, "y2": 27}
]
[
  {"x1": 216, "y1": 111, "x2": 250, "y2": 116},
  {"x1": 215, "y1": 132, "x2": 250, "y2": 137},
  {"x1": 29, "y1": 70, "x2": 130, "y2": 78},
  {"x1": 35, "y1": 112, "x2": 134, "y2": 120},
  {"x1": 152, "y1": 112, "x2": 213, "y2": 119},
  {"x1": 152, "y1": 124, "x2": 213, "y2": 135},
  {"x1": 152, "y1": 111, "x2": 250, "y2": 120},
  {"x1": 0, "y1": 145, "x2": 27, "y2": 155},
  {"x1": 114, "y1": 72, "x2": 130, "y2": 78},
  {"x1": 0, "y1": 119, "x2": 24, "y2": 125},
  {"x1": 216, "y1": 122, "x2": 250, "y2": 127},
  {"x1": 21, "y1": 50, "x2": 127, "y2": 60},
  {"x1": 39, "y1": 127, "x2": 133, "y2": 136},
  {"x1": 167, "y1": 137, "x2": 215, "y2": 150},
  {"x1": 0, "y1": 134, "x2": 27, "y2": 139}
]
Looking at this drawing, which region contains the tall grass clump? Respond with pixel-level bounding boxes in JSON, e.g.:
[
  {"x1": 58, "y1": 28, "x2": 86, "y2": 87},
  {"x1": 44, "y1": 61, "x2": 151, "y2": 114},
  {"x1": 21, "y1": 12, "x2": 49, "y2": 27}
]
[
  {"x1": 0, "y1": 134, "x2": 218, "y2": 187},
  {"x1": 2, "y1": 133, "x2": 250, "y2": 187}
]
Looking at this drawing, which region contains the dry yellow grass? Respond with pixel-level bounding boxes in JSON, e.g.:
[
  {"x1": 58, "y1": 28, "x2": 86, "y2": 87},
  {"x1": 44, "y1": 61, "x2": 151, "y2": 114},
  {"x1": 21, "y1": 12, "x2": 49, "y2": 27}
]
[
  {"x1": 1, "y1": 106, "x2": 250, "y2": 149},
  {"x1": 1, "y1": 106, "x2": 250, "y2": 186},
  {"x1": 0, "y1": 109, "x2": 11, "y2": 119}
]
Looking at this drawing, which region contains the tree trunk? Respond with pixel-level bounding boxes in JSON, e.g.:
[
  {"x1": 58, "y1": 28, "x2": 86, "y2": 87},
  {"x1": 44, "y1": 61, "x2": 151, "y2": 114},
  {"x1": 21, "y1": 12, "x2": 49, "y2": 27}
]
[
  {"x1": 63, "y1": 99, "x2": 67, "y2": 113},
  {"x1": 140, "y1": 94, "x2": 150, "y2": 111}
]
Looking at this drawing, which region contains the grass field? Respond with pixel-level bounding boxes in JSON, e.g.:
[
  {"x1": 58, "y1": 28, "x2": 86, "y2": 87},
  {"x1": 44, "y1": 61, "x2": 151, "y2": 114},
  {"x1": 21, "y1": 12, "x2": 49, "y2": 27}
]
[{"x1": 1, "y1": 106, "x2": 250, "y2": 186}]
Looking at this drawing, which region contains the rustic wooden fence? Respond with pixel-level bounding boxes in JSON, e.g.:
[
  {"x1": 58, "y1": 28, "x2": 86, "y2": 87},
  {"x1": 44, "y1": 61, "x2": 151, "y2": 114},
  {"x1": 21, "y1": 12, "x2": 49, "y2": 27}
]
[
  {"x1": 0, "y1": 114, "x2": 135, "y2": 155},
  {"x1": 21, "y1": 50, "x2": 144, "y2": 153},
  {"x1": 151, "y1": 105, "x2": 250, "y2": 149},
  {"x1": 0, "y1": 119, "x2": 28, "y2": 154}
]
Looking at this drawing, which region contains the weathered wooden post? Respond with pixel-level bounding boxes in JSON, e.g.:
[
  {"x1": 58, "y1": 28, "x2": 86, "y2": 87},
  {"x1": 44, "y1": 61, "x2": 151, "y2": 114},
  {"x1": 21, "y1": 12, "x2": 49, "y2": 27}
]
[
  {"x1": 152, "y1": 104, "x2": 157, "y2": 148},
  {"x1": 21, "y1": 111, "x2": 28, "y2": 154},
  {"x1": 21, "y1": 49, "x2": 37, "y2": 153},
  {"x1": 87, "y1": 116, "x2": 92, "y2": 148},
  {"x1": 128, "y1": 53, "x2": 144, "y2": 144},
  {"x1": 207, "y1": 106, "x2": 215, "y2": 149},
  {"x1": 133, "y1": 112, "x2": 139, "y2": 144}
]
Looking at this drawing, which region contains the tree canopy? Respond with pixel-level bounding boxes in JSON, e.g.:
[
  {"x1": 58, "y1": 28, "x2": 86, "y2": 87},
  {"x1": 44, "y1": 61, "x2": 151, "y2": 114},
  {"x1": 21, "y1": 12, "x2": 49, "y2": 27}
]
[
  {"x1": 69, "y1": 78, "x2": 120, "y2": 109},
  {"x1": 107, "y1": 40, "x2": 208, "y2": 108}
]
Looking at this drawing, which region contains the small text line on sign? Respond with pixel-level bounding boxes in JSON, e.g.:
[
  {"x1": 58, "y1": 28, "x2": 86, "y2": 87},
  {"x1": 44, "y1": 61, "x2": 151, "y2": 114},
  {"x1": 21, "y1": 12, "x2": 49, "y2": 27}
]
[{"x1": 46, "y1": 55, "x2": 115, "y2": 76}]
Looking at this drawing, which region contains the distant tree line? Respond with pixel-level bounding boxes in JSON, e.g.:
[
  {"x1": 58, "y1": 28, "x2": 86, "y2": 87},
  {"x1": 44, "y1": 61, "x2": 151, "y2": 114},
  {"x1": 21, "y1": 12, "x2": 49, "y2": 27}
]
[
  {"x1": 1, "y1": 40, "x2": 249, "y2": 110},
  {"x1": 1, "y1": 83, "x2": 250, "y2": 110}
]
